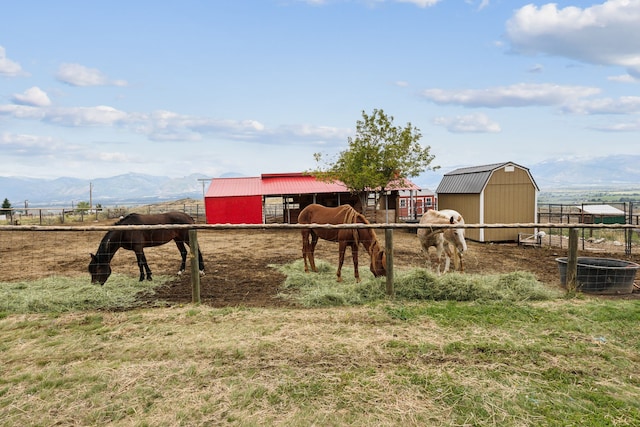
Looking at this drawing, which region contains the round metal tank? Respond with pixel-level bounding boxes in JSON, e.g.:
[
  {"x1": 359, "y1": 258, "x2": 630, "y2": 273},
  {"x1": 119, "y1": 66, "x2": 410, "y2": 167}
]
[{"x1": 556, "y1": 257, "x2": 639, "y2": 294}]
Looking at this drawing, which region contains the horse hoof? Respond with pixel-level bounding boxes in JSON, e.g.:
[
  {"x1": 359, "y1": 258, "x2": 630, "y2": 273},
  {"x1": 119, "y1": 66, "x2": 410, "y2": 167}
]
[
  {"x1": 177, "y1": 270, "x2": 183, "y2": 276},
  {"x1": 199, "y1": 270, "x2": 205, "y2": 276}
]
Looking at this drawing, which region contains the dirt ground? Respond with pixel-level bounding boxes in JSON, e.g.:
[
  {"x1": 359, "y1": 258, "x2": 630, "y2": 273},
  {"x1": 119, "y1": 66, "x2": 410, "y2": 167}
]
[{"x1": 1, "y1": 224, "x2": 639, "y2": 307}]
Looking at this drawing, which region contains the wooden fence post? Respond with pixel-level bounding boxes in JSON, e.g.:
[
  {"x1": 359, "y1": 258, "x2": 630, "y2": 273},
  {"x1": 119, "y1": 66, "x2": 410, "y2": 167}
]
[
  {"x1": 385, "y1": 228, "x2": 394, "y2": 298},
  {"x1": 566, "y1": 228, "x2": 579, "y2": 291},
  {"x1": 189, "y1": 229, "x2": 201, "y2": 304}
]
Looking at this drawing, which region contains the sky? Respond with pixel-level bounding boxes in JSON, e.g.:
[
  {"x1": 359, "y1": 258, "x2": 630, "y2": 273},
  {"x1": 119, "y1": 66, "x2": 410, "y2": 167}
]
[{"x1": 1, "y1": 0, "x2": 640, "y2": 185}]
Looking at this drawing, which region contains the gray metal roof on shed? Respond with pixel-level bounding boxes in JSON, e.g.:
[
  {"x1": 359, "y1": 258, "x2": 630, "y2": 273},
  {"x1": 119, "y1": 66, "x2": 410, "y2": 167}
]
[{"x1": 436, "y1": 162, "x2": 538, "y2": 194}]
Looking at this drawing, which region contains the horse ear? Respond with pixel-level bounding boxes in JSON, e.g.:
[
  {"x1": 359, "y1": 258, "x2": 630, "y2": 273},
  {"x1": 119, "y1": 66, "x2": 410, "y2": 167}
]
[{"x1": 90, "y1": 253, "x2": 96, "y2": 261}]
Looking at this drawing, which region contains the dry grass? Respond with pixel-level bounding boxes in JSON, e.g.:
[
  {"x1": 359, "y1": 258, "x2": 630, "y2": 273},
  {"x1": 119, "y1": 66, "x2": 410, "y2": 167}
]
[
  {"x1": 1, "y1": 225, "x2": 640, "y2": 425},
  {"x1": 2, "y1": 300, "x2": 640, "y2": 426}
]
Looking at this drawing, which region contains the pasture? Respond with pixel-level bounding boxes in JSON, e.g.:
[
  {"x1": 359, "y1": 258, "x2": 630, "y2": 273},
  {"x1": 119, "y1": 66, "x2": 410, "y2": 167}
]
[{"x1": 1, "y1": 226, "x2": 640, "y2": 425}]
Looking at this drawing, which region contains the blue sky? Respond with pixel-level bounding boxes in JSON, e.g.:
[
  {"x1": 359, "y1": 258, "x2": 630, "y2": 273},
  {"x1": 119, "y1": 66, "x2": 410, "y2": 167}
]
[{"x1": 1, "y1": 0, "x2": 639, "y2": 186}]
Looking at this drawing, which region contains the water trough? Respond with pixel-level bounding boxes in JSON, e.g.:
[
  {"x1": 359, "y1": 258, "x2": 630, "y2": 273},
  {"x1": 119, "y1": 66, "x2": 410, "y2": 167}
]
[{"x1": 556, "y1": 257, "x2": 640, "y2": 294}]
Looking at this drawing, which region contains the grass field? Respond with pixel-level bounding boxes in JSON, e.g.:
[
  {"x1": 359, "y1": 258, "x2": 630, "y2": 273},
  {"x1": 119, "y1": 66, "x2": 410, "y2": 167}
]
[{"x1": 1, "y1": 265, "x2": 639, "y2": 426}]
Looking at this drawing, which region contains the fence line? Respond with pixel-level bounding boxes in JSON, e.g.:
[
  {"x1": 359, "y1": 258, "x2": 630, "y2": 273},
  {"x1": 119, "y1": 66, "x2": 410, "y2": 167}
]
[
  {"x1": 2, "y1": 222, "x2": 636, "y2": 302},
  {"x1": 1, "y1": 222, "x2": 639, "y2": 232}
]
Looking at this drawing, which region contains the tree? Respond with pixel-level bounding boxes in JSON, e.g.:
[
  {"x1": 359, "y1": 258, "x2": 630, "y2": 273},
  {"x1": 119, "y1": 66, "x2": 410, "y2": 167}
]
[
  {"x1": 75, "y1": 201, "x2": 90, "y2": 215},
  {"x1": 314, "y1": 108, "x2": 438, "y2": 202},
  {"x1": 1, "y1": 198, "x2": 11, "y2": 215}
]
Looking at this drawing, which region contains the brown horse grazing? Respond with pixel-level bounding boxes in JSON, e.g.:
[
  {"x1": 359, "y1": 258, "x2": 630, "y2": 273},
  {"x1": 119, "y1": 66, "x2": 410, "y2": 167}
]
[
  {"x1": 88, "y1": 212, "x2": 205, "y2": 285},
  {"x1": 298, "y1": 204, "x2": 386, "y2": 282},
  {"x1": 417, "y1": 209, "x2": 467, "y2": 274}
]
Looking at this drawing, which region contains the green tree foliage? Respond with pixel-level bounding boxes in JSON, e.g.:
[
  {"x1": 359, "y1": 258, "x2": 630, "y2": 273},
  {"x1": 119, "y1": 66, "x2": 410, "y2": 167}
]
[
  {"x1": 1, "y1": 198, "x2": 11, "y2": 214},
  {"x1": 314, "y1": 109, "x2": 438, "y2": 194},
  {"x1": 75, "y1": 201, "x2": 90, "y2": 214}
]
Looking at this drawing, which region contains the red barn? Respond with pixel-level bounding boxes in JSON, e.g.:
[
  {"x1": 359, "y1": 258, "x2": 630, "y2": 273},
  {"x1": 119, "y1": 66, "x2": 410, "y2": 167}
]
[{"x1": 204, "y1": 172, "x2": 419, "y2": 224}]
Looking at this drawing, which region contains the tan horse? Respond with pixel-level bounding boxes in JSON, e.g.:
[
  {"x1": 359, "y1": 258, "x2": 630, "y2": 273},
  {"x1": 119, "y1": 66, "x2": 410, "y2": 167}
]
[
  {"x1": 417, "y1": 209, "x2": 467, "y2": 274},
  {"x1": 298, "y1": 204, "x2": 386, "y2": 282}
]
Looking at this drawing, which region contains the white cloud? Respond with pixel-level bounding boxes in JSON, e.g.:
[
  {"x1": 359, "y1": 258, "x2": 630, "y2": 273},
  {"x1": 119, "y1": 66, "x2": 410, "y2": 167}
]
[
  {"x1": 1, "y1": 132, "x2": 53, "y2": 147},
  {"x1": 528, "y1": 64, "x2": 544, "y2": 74},
  {"x1": 420, "y1": 83, "x2": 600, "y2": 108},
  {"x1": 11, "y1": 87, "x2": 52, "y2": 107},
  {"x1": 465, "y1": 0, "x2": 489, "y2": 10},
  {"x1": 561, "y1": 96, "x2": 640, "y2": 115},
  {"x1": 433, "y1": 113, "x2": 501, "y2": 133},
  {"x1": 0, "y1": 97, "x2": 349, "y2": 146},
  {"x1": 56, "y1": 63, "x2": 128, "y2": 87},
  {"x1": 275, "y1": 124, "x2": 352, "y2": 142},
  {"x1": 506, "y1": 1, "x2": 640, "y2": 77},
  {"x1": 89, "y1": 151, "x2": 135, "y2": 162},
  {"x1": 608, "y1": 74, "x2": 638, "y2": 83},
  {"x1": 0, "y1": 132, "x2": 64, "y2": 156},
  {"x1": 0, "y1": 46, "x2": 24, "y2": 77},
  {"x1": 396, "y1": 0, "x2": 441, "y2": 7},
  {"x1": 45, "y1": 106, "x2": 129, "y2": 126},
  {"x1": 0, "y1": 104, "x2": 46, "y2": 120},
  {"x1": 590, "y1": 120, "x2": 640, "y2": 132}
]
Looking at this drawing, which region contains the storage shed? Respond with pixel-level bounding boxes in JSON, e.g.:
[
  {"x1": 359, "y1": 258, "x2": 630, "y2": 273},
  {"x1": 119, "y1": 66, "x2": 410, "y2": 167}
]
[
  {"x1": 204, "y1": 172, "x2": 418, "y2": 224},
  {"x1": 575, "y1": 204, "x2": 626, "y2": 224},
  {"x1": 436, "y1": 162, "x2": 539, "y2": 242}
]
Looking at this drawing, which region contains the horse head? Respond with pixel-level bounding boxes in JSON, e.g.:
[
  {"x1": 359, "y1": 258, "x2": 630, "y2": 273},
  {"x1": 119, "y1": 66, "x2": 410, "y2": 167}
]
[
  {"x1": 368, "y1": 239, "x2": 387, "y2": 278},
  {"x1": 446, "y1": 213, "x2": 467, "y2": 272},
  {"x1": 88, "y1": 253, "x2": 111, "y2": 285},
  {"x1": 446, "y1": 213, "x2": 467, "y2": 253}
]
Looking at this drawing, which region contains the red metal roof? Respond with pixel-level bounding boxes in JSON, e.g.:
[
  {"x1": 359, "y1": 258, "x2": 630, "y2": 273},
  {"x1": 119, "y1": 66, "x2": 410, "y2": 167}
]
[{"x1": 205, "y1": 172, "x2": 419, "y2": 198}]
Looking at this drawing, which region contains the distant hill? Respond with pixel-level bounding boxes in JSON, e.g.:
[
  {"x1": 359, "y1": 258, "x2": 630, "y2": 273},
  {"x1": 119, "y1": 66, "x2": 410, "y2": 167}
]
[
  {"x1": 529, "y1": 155, "x2": 640, "y2": 189},
  {"x1": 0, "y1": 173, "x2": 209, "y2": 207},
  {"x1": 1, "y1": 155, "x2": 639, "y2": 207}
]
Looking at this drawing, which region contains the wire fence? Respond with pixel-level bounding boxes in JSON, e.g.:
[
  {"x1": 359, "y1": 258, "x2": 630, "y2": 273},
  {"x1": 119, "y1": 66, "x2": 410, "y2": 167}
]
[
  {"x1": 1, "y1": 222, "x2": 639, "y2": 305},
  {"x1": 0, "y1": 203, "x2": 206, "y2": 226}
]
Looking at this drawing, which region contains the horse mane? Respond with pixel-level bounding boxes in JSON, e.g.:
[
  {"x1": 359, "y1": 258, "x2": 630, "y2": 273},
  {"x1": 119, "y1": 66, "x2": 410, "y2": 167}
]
[
  {"x1": 95, "y1": 213, "x2": 142, "y2": 262},
  {"x1": 342, "y1": 205, "x2": 369, "y2": 245},
  {"x1": 426, "y1": 210, "x2": 453, "y2": 221},
  {"x1": 115, "y1": 213, "x2": 142, "y2": 225},
  {"x1": 341, "y1": 205, "x2": 384, "y2": 264}
]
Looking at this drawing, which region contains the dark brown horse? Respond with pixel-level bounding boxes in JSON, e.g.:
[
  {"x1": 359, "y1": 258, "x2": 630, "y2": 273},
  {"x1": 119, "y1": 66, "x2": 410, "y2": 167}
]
[
  {"x1": 298, "y1": 204, "x2": 386, "y2": 282},
  {"x1": 88, "y1": 212, "x2": 205, "y2": 285}
]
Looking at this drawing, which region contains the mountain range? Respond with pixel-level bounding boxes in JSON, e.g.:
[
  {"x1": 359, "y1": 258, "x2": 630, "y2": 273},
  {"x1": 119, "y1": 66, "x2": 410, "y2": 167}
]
[
  {"x1": 1, "y1": 155, "x2": 639, "y2": 207},
  {"x1": 416, "y1": 154, "x2": 640, "y2": 191},
  {"x1": 0, "y1": 173, "x2": 210, "y2": 207}
]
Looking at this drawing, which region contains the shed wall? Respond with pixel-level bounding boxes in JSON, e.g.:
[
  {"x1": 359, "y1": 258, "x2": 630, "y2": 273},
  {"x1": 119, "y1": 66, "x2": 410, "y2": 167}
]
[
  {"x1": 205, "y1": 196, "x2": 262, "y2": 224},
  {"x1": 483, "y1": 167, "x2": 536, "y2": 241},
  {"x1": 437, "y1": 194, "x2": 481, "y2": 241}
]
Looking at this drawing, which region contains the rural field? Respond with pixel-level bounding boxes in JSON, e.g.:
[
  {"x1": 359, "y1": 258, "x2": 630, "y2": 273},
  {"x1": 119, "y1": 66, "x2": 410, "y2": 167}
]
[{"x1": 1, "y1": 224, "x2": 640, "y2": 425}]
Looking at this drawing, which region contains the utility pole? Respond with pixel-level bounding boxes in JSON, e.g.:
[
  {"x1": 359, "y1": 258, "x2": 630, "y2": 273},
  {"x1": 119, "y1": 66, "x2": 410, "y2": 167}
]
[{"x1": 89, "y1": 182, "x2": 93, "y2": 211}]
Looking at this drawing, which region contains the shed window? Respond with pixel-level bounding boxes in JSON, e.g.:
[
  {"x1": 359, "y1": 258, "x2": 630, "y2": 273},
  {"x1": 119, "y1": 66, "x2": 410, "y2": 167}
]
[{"x1": 505, "y1": 166, "x2": 515, "y2": 172}]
